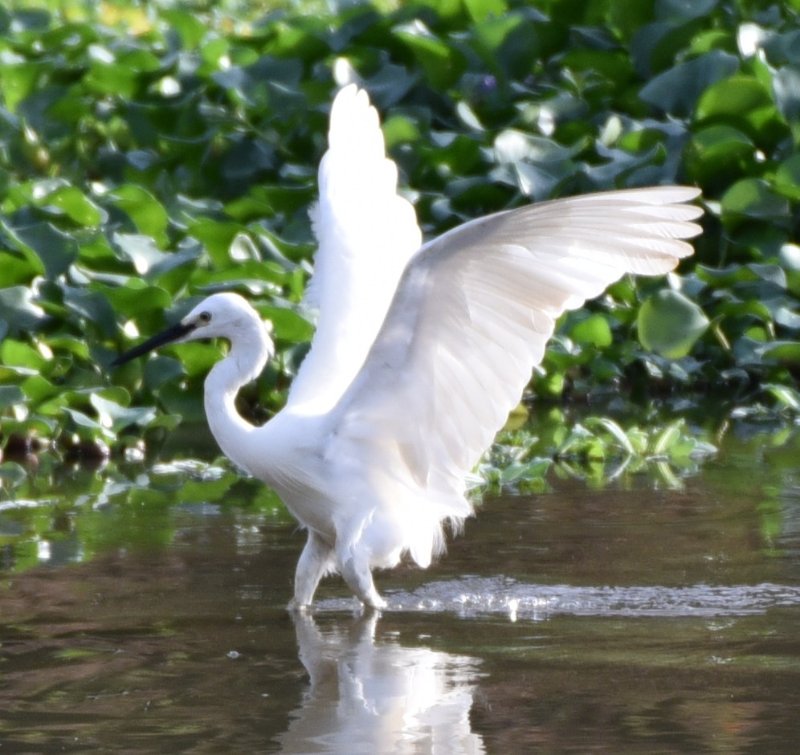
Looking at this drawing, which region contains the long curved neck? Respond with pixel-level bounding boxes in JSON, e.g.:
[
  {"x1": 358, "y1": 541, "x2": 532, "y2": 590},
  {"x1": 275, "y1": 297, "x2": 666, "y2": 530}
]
[{"x1": 203, "y1": 319, "x2": 272, "y2": 475}]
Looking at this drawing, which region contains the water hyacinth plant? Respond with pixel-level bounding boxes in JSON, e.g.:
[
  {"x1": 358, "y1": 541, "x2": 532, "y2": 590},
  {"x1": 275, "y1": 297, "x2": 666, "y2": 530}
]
[{"x1": 0, "y1": 0, "x2": 798, "y2": 470}]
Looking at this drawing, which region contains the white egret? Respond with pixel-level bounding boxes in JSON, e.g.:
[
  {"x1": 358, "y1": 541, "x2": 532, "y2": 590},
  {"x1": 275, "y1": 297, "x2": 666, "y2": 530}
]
[{"x1": 113, "y1": 85, "x2": 703, "y2": 609}]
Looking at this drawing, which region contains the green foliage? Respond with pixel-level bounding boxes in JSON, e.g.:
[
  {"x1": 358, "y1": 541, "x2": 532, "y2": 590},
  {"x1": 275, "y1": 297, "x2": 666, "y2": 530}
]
[
  {"x1": 480, "y1": 409, "x2": 717, "y2": 493},
  {"x1": 637, "y1": 289, "x2": 709, "y2": 358},
  {"x1": 0, "y1": 403, "x2": 732, "y2": 573},
  {"x1": 0, "y1": 0, "x2": 799, "y2": 462}
]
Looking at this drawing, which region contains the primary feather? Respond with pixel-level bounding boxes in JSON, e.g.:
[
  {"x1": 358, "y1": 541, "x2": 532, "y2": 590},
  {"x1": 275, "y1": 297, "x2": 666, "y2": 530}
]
[{"x1": 288, "y1": 85, "x2": 421, "y2": 413}]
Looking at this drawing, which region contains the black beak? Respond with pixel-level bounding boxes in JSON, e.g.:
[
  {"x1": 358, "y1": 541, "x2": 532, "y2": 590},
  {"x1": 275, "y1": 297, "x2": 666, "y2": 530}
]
[{"x1": 111, "y1": 321, "x2": 196, "y2": 367}]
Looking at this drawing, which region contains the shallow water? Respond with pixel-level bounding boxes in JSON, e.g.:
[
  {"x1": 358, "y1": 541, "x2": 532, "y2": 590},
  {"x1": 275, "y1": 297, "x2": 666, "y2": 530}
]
[{"x1": 2, "y1": 427, "x2": 800, "y2": 752}]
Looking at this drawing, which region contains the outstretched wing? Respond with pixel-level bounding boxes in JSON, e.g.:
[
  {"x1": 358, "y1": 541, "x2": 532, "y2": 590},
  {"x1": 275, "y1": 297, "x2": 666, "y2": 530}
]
[
  {"x1": 328, "y1": 186, "x2": 702, "y2": 516},
  {"x1": 287, "y1": 85, "x2": 422, "y2": 412}
]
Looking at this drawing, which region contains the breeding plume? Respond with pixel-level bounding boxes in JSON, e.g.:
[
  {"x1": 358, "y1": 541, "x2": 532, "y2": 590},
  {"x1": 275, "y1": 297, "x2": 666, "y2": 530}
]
[{"x1": 114, "y1": 86, "x2": 703, "y2": 609}]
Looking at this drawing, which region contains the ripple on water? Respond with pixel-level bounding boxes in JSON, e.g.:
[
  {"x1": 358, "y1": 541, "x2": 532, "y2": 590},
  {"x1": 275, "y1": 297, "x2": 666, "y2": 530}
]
[{"x1": 315, "y1": 578, "x2": 800, "y2": 620}]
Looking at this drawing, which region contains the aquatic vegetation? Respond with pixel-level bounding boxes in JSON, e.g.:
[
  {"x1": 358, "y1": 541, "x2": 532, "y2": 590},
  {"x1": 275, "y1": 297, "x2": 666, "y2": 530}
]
[{"x1": 1, "y1": 0, "x2": 799, "y2": 464}]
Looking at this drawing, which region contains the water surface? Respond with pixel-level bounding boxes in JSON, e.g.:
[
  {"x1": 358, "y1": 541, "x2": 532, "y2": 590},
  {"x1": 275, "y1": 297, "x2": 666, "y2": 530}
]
[{"x1": 1, "y1": 428, "x2": 800, "y2": 752}]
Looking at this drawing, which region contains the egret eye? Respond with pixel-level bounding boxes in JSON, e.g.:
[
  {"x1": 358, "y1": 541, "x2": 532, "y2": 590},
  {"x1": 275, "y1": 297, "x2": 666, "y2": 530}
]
[{"x1": 198, "y1": 311, "x2": 212, "y2": 324}]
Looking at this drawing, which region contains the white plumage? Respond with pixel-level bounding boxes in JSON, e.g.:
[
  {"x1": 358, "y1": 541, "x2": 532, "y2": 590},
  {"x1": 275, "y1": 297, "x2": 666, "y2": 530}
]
[
  {"x1": 114, "y1": 85, "x2": 703, "y2": 609},
  {"x1": 290, "y1": 86, "x2": 421, "y2": 413}
]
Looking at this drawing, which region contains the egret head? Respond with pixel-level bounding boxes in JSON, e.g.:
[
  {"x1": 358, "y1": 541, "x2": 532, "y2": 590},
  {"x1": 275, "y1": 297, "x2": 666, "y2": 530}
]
[{"x1": 112, "y1": 292, "x2": 273, "y2": 367}]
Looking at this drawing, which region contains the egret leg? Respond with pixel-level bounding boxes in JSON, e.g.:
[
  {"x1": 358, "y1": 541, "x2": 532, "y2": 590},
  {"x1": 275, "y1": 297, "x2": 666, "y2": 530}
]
[
  {"x1": 291, "y1": 531, "x2": 335, "y2": 610},
  {"x1": 338, "y1": 548, "x2": 387, "y2": 610}
]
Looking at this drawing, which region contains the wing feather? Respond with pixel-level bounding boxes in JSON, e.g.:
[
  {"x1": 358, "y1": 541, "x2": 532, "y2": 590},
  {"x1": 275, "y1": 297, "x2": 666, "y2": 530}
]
[
  {"x1": 287, "y1": 85, "x2": 422, "y2": 412},
  {"x1": 327, "y1": 187, "x2": 702, "y2": 549}
]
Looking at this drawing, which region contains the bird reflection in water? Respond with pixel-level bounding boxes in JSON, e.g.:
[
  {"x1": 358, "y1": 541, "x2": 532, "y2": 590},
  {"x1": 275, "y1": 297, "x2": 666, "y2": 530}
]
[{"x1": 279, "y1": 611, "x2": 485, "y2": 754}]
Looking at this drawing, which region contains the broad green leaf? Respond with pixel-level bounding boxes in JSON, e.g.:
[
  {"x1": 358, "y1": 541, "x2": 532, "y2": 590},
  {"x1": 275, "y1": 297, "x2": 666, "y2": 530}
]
[
  {"x1": 37, "y1": 185, "x2": 106, "y2": 226},
  {"x1": 721, "y1": 178, "x2": 790, "y2": 226},
  {"x1": 637, "y1": 290, "x2": 709, "y2": 359},
  {"x1": 0, "y1": 339, "x2": 46, "y2": 370},
  {"x1": 189, "y1": 218, "x2": 243, "y2": 266},
  {"x1": 259, "y1": 306, "x2": 314, "y2": 343},
  {"x1": 7, "y1": 220, "x2": 77, "y2": 279},
  {"x1": 21, "y1": 374, "x2": 60, "y2": 403},
  {"x1": 103, "y1": 283, "x2": 172, "y2": 318},
  {"x1": 0, "y1": 286, "x2": 47, "y2": 334},
  {"x1": 686, "y1": 124, "x2": 753, "y2": 181},
  {"x1": 170, "y1": 342, "x2": 224, "y2": 379},
  {"x1": 765, "y1": 383, "x2": 800, "y2": 411},
  {"x1": 46, "y1": 336, "x2": 90, "y2": 361},
  {"x1": 162, "y1": 9, "x2": 207, "y2": 48},
  {"x1": 463, "y1": 0, "x2": 508, "y2": 22},
  {"x1": 111, "y1": 186, "x2": 170, "y2": 246},
  {"x1": 113, "y1": 233, "x2": 168, "y2": 274},
  {"x1": 394, "y1": 22, "x2": 465, "y2": 89},
  {"x1": 0, "y1": 251, "x2": 37, "y2": 286},
  {"x1": 774, "y1": 154, "x2": 800, "y2": 201},
  {"x1": 64, "y1": 407, "x2": 108, "y2": 435},
  {"x1": 695, "y1": 75, "x2": 779, "y2": 135},
  {"x1": 658, "y1": 0, "x2": 718, "y2": 21},
  {"x1": 758, "y1": 341, "x2": 800, "y2": 365},
  {"x1": 382, "y1": 115, "x2": 421, "y2": 149},
  {"x1": 639, "y1": 51, "x2": 739, "y2": 116},
  {"x1": 85, "y1": 58, "x2": 138, "y2": 98},
  {"x1": 144, "y1": 355, "x2": 185, "y2": 391},
  {"x1": 571, "y1": 313, "x2": 613, "y2": 348},
  {"x1": 0, "y1": 61, "x2": 41, "y2": 112},
  {"x1": 651, "y1": 420, "x2": 685, "y2": 456},
  {"x1": 90, "y1": 393, "x2": 157, "y2": 433},
  {"x1": 62, "y1": 287, "x2": 118, "y2": 338},
  {"x1": 0, "y1": 461, "x2": 27, "y2": 485}
]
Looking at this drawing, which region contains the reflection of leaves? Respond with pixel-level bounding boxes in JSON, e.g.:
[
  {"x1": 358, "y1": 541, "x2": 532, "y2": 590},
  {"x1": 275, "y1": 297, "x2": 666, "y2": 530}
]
[
  {"x1": 0, "y1": 453, "x2": 298, "y2": 574},
  {"x1": 480, "y1": 411, "x2": 718, "y2": 494}
]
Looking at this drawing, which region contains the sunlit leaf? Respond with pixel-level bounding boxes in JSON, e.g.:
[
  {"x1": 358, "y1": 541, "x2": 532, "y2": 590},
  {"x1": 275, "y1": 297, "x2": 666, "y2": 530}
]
[
  {"x1": 765, "y1": 383, "x2": 800, "y2": 411},
  {"x1": 721, "y1": 179, "x2": 790, "y2": 226},
  {"x1": 161, "y1": 9, "x2": 207, "y2": 48},
  {"x1": 774, "y1": 154, "x2": 800, "y2": 201},
  {"x1": 111, "y1": 185, "x2": 170, "y2": 246},
  {"x1": 0, "y1": 0, "x2": 797, "y2": 453},
  {"x1": 585, "y1": 416, "x2": 635, "y2": 455},
  {"x1": 463, "y1": 0, "x2": 507, "y2": 22},
  {"x1": 113, "y1": 233, "x2": 169, "y2": 274},
  {"x1": 571, "y1": 313, "x2": 613, "y2": 348},
  {"x1": 37, "y1": 185, "x2": 107, "y2": 226},
  {"x1": 6, "y1": 220, "x2": 78, "y2": 279},
  {"x1": 651, "y1": 420, "x2": 685, "y2": 456},
  {"x1": 757, "y1": 341, "x2": 800, "y2": 365},
  {"x1": 638, "y1": 290, "x2": 709, "y2": 359},
  {"x1": 0, "y1": 339, "x2": 46, "y2": 371},
  {"x1": 90, "y1": 393, "x2": 157, "y2": 432}
]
